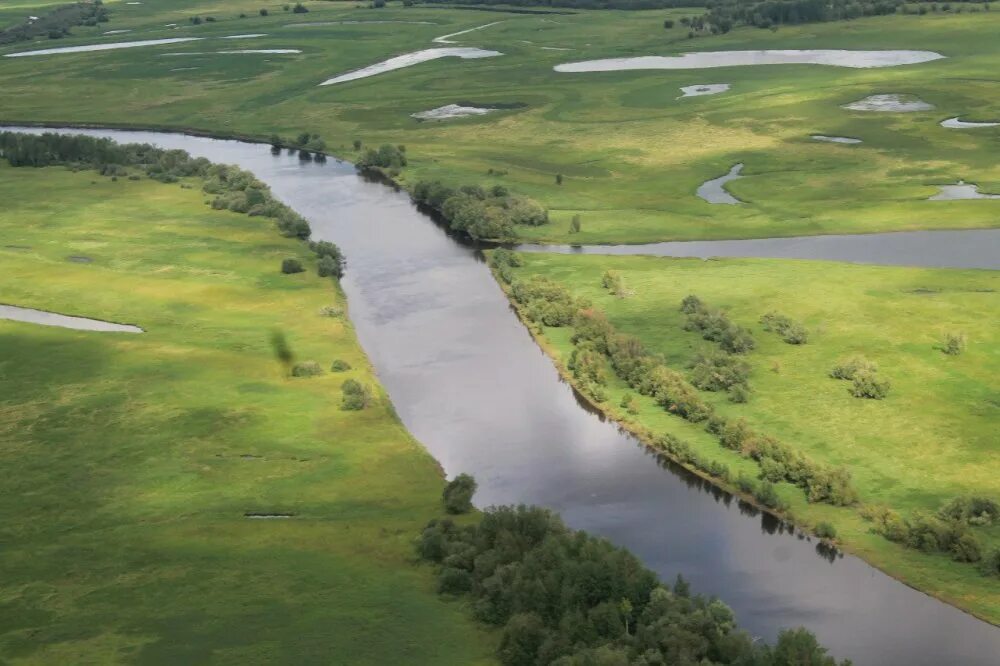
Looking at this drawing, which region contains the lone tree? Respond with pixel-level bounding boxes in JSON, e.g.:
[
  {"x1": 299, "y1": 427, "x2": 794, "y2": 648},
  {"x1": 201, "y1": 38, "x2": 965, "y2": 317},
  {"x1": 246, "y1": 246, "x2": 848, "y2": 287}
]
[
  {"x1": 270, "y1": 330, "x2": 294, "y2": 374},
  {"x1": 443, "y1": 473, "x2": 477, "y2": 514}
]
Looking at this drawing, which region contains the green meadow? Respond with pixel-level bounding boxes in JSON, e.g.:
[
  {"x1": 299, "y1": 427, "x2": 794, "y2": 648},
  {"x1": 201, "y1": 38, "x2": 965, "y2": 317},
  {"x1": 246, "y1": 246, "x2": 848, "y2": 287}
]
[
  {"x1": 0, "y1": 164, "x2": 493, "y2": 663},
  {"x1": 1, "y1": 2, "x2": 999, "y2": 242},
  {"x1": 498, "y1": 250, "x2": 1000, "y2": 622}
]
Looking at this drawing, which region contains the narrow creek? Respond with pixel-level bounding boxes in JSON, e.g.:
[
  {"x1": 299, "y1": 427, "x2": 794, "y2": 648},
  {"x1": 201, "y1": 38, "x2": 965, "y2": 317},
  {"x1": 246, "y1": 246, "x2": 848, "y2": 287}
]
[{"x1": 5, "y1": 127, "x2": 998, "y2": 665}]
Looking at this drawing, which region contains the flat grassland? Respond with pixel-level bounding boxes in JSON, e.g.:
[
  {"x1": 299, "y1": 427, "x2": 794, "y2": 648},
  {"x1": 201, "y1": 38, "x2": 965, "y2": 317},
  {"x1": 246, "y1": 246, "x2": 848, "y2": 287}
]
[
  {"x1": 500, "y1": 251, "x2": 1000, "y2": 622},
  {"x1": 0, "y1": 164, "x2": 493, "y2": 664},
  {"x1": 1, "y1": 2, "x2": 999, "y2": 243}
]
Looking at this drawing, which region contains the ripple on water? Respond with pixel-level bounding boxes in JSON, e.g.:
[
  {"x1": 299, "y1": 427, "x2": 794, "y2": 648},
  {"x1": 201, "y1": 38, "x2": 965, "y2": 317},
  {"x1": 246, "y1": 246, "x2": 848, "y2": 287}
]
[
  {"x1": 318, "y1": 47, "x2": 502, "y2": 86},
  {"x1": 554, "y1": 49, "x2": 944, "y2": 72}
]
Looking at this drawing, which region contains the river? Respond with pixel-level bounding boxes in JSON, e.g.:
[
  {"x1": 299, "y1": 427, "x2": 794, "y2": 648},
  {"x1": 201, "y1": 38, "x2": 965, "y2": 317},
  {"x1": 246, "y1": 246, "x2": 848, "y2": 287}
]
[{"x1": 5, "y1": 127, "x2": 998, "y2": 665}]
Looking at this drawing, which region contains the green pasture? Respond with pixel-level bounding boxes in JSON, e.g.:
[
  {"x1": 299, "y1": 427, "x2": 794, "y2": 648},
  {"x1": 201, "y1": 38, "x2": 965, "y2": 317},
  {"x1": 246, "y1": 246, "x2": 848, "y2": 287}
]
[
  {"x1": 0, "y1": 164, "x2": 493, "y2": 664},
  {"x1": 1, "y1": 3, "x2": 998, "y2": 242}
]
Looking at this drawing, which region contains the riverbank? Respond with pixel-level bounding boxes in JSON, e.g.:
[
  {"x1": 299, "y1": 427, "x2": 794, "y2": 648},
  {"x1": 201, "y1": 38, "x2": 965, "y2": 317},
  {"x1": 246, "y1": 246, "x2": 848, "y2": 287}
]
[
  {"x1": 0, "y1": 163, "x2": 495, "y2": 663},
  {"x1": 490, "y1": 251, "x2": 1000, "y2": 626}
]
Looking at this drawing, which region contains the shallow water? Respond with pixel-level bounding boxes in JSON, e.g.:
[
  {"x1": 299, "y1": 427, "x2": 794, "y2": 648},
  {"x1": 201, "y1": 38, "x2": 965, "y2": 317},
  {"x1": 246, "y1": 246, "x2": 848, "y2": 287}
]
[
  {"x1": 555, "y1": 49, "x2": 944, "y2": 73},
  {"x1": 4, "y1": 127, "x2": 998, "y2": 666},
  {"x1": 432, "y1": 21, "x2": 502, "y2": 44},
  {"x1": 4, "y1": 37, "x2": 202, "y2": 58},
  {"x1": 940, "y1": 117, "x2": 1000, "y2": 129},
  {"x1": 929, "y1": 183, "x2": 1000, "y2": 201},
  {"x1": 283, "y1": 20, "x2": 437, "y2": 27},
  {"x1": 680, "y1": 83, "x2": 730, "y2": 97},
  {"x1": 221, "y1": 34, "x2": 267, "y2": 39},
  {"x1": 516, "y1": 229, "x2": 1000, "y2": 270},
  {"x1": 843, "y1": 94, "x2": 934, "y2": 112},
  {"x1": 0, "y1": 304, "x2": 142, "y2": 333},
  {"x1": 811, "y1": 135, "x2": 862, "y2": 144},
  {"x1": 412, "y1": 104, "x2": 497, "y2": 120},
  {"x1": 696, "y1": 163, "x2": 744, "y2": 204},
  {"x1": 318, "y1": 47, "x2": 502, "y2": 86}
]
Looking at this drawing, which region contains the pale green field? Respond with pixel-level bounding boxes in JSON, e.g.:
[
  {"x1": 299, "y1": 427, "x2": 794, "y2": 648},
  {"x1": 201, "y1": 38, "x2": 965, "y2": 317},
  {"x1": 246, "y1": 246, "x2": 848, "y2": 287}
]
[
  {"x1": 0, "y1": 2, "x2": 998, "y2": 242},
  {"x1": 0, "y1": 164, "x2": 494, "y2": 664},
  {"x1": 500, "y1": 250, "x2": 1000, "y2": 622}
]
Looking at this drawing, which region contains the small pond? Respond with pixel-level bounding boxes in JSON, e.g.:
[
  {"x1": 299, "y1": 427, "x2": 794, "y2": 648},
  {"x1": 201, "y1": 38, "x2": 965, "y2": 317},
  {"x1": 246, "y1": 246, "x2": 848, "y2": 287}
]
[
  {"x1": 940, "y1": 117, "x2": 999, "y2": 129},
  {"x1": 0, "y1": 305, "x2": 143, "y2": 333},
  {"x1": 554, "y1": 50, "x2": 944, "y2": 73},
  {"x1": 929, "y1": 183, "x2": 1000, "y2": 201},
  {"x1": 811, "y1": 135, "x2": 862, "y2": 144},
  {"x1": 4, "y1": 37, "x2": 202, "y2": 58},
  {"x1": 318, "y1": 47, "x2": 502, "y2": 86},
  {"x1": 680, "y1": 83, "x2": 730, "y2": 97}
]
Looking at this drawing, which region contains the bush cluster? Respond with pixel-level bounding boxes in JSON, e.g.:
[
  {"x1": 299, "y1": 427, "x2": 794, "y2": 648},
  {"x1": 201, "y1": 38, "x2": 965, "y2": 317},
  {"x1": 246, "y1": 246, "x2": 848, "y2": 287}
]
[
  {"x1": 356, "y1": 144, "x2": 406, "y2": 171},
  {"x1": 760, "y1": 311, "x2": 808, "y2": 344},
  {"x1": 341, "y1": 379, "x2": 373, "y2": 411},
  {"x1": 412, "y1": 180, "x2": 548, "y2": 240},
  {"x1": 687, "y1": 350, "x2": 751, "y2": 402},
  {"x1": 680, "y1": 295, "x2": 755, "y2": 354},
  {"x1": 1, "y1": 1, "x2": 108, "y2": 45},
  {"x1": 829, "y1": 355, "x2": 889, "y2": 399},
  {"x1": 443, "y1": 473, "x2": 477, "y2": 514},
  {"x1": 291, "y1": 360, "x2": 322, "y2": 377},
  {"x1": 862, "y1": 505, "x2": 986, "y2": 563},
  {"x1": 417, "y1": 504, "x2": 847, "y2": 666},
  {"x1": 510, "y1": 276, "x2": 582, "y2": 328}
]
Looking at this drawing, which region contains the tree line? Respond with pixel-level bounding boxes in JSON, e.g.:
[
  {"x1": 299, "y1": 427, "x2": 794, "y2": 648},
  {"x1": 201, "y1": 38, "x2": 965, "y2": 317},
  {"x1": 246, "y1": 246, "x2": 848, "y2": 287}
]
[
  {"x1": 1, "y1": 1, "x2": 109, "y2": 45},
  {"x1": 0, "y1": 131, "x2": 344, "y2": 277},
  {"x1": 418, "y1": 493, "x2": 851, "y2": 665},
  {"x1": 412, "y1": 181, "x2": 548, "y2": 240}
]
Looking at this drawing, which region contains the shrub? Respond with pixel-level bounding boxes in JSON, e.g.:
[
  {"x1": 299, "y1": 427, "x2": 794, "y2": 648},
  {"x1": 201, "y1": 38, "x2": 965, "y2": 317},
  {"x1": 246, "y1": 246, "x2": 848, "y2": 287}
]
[
  {"x1": 569, "y1": 214, "x2": 581, "y2": 234},
  {"x1": 942, "y1": 332, "x2": 966, "y2": 355},
  {"x1": 688, "y1": 350, "x2": 750, "y2": 392},
  {"x1": 736, "y1": 472, "x2": 756, "y2": 495},
  {"x1": 260, "y1": 8, "x2": 269, "y2": 16},
  {"x1": 938, "y1": 496, "x2": 999, "y2": 526},
  {"x1": 850, "y1": 369, "x2": 890, "y2": 399},
  {"x1": 291, "y1": 361, "x2": 323, "y2": 377},
  {"x1": 951, "y1": 532, "x2": 982, "y2": 563},
  {"x1": 281, "y1": 258, "x2": 304, "y2": 274},
  {"x1": 317, "y1": 255, "x2": 341, "y2": 278},
  {"x1": 680, "y1": 296, "x2": 755, "y2": 354},
  {"x1": 755, "y1": 481, "x2": 781, "y2": 509},
  {"x1": 341, "y1": 379, "x2": 373, "y2": 410},
  {"x1": 981, "y1": 549, "x2": 1000, "y2": 578},
  {"x1": 759, "y1": 457, "x2": 786, "y2": 483},
  {"x1": 438, "y1": 567, "x2": 473, "y2": 594},
  {"x1": 330, "y1": 359, "x2": 351, "y2": 372},
  {"x1": 443, "y1": 473, "x2": 477, "y2": 514},
  {"x1": 292, "y1": 2, "x2": 309, "y2": 13},
  {"x1": 664, "y1": 19, "x2": 675, "y2": 28},
  {"x1": 815, "y1": 521, "x2": 837, "y2": 540},
  {"x1": 760, "y1": 311, "x2": 808, "y2": 344},
  {"x1": 829, "y1": 355, "x2": 876, "y2": 380}
]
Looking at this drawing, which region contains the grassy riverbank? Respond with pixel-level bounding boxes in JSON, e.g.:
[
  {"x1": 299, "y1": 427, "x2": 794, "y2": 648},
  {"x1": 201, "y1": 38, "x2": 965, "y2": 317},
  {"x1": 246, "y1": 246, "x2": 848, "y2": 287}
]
[
  {"x1": 0, "y1": 163, "x2": 494, "y2": 663},
  {"x1": 492, "y1": 250, "x2": 1000, "y2": 624},
  {"x1": 1, "y1": 3, "x2": 999, "y2": 242}
]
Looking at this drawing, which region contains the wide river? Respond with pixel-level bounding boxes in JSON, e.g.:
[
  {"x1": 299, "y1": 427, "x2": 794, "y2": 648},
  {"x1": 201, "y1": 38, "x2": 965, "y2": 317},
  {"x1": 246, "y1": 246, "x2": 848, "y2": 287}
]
[{"x1": 6, "y1": 127, "x2": 998, "y2": 664}]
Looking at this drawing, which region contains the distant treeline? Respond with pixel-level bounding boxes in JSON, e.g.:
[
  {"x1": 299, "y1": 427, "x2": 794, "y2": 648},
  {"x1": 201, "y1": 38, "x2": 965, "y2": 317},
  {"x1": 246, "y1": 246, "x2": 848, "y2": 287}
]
[
  {"x1": 0, "y1": 131, "x2": 343, "y2": 274},
  {"x1": 420, "y1": 0, "x2": 702, "y2": 9},
  {"x1": 419, "y1": 504, "x2": 851, "y2": 665},
  {"x1": 0, "y1": 1, "x2": 108, "y2": 45}
]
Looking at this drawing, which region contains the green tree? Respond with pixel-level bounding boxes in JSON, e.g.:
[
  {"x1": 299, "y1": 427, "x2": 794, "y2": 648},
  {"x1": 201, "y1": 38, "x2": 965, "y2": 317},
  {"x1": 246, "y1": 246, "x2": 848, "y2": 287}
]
[{"x1": 443, "y1": 473, "x2": 477, "y2": 514}]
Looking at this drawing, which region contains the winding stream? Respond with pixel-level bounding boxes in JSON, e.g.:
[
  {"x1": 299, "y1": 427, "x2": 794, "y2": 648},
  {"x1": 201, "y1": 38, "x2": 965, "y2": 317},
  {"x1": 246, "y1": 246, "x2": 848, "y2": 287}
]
[{"x1": 5, "y1": 127, "x2": 998, "y2": 665}]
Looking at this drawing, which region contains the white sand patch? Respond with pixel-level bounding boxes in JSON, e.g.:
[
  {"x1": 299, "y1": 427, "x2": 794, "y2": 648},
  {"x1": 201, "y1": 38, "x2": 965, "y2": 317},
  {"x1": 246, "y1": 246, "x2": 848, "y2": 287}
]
[
  {"x1": 433, "y1": 21, "x2": 502, "y2": 44},
  {"x1": 103, "y1": 29, "x2": 131, "y2": 35},
  {"x1": 412, "y1": 104, "x2": 499, "y2": 120},
  {"x1": 555, "y1": 50, "x2": 944, "y2": 73},
  {"x1": 4, "y1": 37, "x2": 202, "y2": 57},
  {"x1": 843, "y1": 94, "x2": 934, "y2": 112},
  {"x1": 679, "y1": 83, "x2": 730, "y2": 97},
  {"x1": 940, "y1": 117, "x2": 999, "y2": 129},
  {"x1": 319, "y1": 47, "x2": 501, "y2": 86},
  {"x1": 929, "y1": 182, "x2": 1000, "y2": 200},
  {"x1": 811, "y1": 135, "x2": 863, "y2": 144},
  {"x1": 221, "y1": 34, "x2": 267, "y2": 39}
]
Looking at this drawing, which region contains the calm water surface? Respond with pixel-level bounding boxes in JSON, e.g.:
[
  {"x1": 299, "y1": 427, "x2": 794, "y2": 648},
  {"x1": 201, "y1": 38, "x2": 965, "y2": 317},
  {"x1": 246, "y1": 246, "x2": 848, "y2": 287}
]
[{"x1": 6, "y1": 127, "x2": 998, "y2": 665}]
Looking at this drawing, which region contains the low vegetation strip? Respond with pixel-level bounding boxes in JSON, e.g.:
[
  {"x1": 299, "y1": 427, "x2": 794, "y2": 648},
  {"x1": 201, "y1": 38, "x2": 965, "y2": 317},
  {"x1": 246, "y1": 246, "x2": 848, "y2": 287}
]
[
  {"x1": 0, "y1": 160, "x2": 491, "y2": 662},
  {"x1": 489, "y1": 250, "x2": 1000, "y2": 623}
]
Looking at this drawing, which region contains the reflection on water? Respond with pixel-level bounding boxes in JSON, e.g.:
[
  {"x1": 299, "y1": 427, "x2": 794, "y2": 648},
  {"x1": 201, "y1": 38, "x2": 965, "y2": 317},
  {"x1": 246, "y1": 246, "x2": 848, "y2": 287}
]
[{"x1": 4, "y1": 126, "x2": 997, "y2": 666}]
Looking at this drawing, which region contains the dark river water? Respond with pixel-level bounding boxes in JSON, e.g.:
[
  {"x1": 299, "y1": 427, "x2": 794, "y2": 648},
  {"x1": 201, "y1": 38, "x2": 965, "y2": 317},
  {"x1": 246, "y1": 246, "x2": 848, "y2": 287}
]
[{"x1": 6, "y1": 127, "x2": 998, "y2": 665}]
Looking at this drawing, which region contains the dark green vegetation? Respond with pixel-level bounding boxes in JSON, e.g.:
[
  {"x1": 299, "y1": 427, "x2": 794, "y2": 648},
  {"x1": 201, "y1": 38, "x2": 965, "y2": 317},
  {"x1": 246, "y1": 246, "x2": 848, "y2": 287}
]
[
  {"x1": 419, "y1": 502, "x2": 850, "y2": 665},
  {"x1": 0, "y1": 1, "x2": 108, "y2": 45},
  {"x1": 490, "y1": 250, "x2": 1000, "y2": 623},
  {"x1": 412, "y1": 179, "x2": 548, "y2": 240},
  {"x1": 0, "y1": 161, "x2": 493, "y2": 663},
  {"x1": 2, "y1": 4, "x2": 998, "y2": 243}
]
